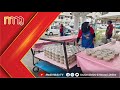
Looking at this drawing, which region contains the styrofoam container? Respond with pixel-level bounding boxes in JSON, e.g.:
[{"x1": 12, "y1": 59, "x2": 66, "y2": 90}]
[
  {"x1": 97, "y1": 55, "x2": 103, "y2": 60},
  {"x1": 91, "y1": 53, "x2": 97, "y2": 57},
  {"x1": 101, "y1": 53, "x2": 107, "y2": 57},
  {"x1": 108, "y1": 55, "x2": 114, "y2": 60},
  {"x1": 111, "y1": 38, "x2": 116, "y2": 44},
  {"x1": 95, "y1": 50, "x2": 102, "y2": 55},
  {"x1": 86, "y1": 51, "x2": 91, "y2": 56},
  {"x1": 115, "y1": 52, "x2": 119, "y2": 56},
  {"x1": 108, "y1": 53, "x2": 115, "y2": 57},
  {"x1": 60, "y1": 60, "x2": 64, "y2": 64},
  {"x1": 103, "y1": 57, "x2": 111, "y2": 61}
]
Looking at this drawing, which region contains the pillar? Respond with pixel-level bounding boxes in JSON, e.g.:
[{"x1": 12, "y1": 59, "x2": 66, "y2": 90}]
[{"x1": 74, "y1": 13, "x2": 80, "y2": 31}]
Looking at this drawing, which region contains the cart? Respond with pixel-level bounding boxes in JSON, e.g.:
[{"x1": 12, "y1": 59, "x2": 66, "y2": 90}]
[{"x1": 31, "y1": 37, "x2": 78, "y2": 74}]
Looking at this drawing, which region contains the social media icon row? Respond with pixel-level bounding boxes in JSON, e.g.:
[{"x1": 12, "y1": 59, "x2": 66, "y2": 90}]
[{"x1": 66, "y1": 73, "x2": 79, "y2": 77}]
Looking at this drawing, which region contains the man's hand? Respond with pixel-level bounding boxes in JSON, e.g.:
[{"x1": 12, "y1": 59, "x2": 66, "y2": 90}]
[
  {"x1": 75, "y1": 41, "x2": 79, "y2": 46},
  {"x1": 93, "y1": 38, "x2": 96, "y2": 44}
]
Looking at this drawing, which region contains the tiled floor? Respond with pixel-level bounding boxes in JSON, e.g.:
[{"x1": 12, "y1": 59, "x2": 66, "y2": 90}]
[{"x1": 22, "y1": 50, "x2": 42, "y2": 77}]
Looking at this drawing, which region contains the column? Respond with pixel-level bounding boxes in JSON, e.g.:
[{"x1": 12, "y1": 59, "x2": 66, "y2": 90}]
[{"x1": 74, "y1": 13, "x2": 79, "y2": 31}]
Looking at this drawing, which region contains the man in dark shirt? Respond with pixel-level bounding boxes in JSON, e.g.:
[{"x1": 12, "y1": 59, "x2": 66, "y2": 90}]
[
  {"x1": 60, "y1": 24, "x2": 64, "y2": 36},
  {"x1": 106, "y1": 20, "x2": 114, "y2": 39}
]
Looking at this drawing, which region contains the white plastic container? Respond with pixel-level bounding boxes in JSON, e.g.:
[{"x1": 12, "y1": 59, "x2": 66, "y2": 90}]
[
  {"x1": 111, "y1": 38, "x2": 116, "y2": 44},
  {"x1": 97, "y1": 55, "x2": 103, "y2": 60}
]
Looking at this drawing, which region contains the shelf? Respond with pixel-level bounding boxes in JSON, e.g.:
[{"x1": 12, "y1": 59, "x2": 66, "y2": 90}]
[
  {"x1": 48, "y1": 35, "x2": 77, "y2": 42},
  {"x1": 34, "y1": 52, "x2": 77, "y2": 70}
]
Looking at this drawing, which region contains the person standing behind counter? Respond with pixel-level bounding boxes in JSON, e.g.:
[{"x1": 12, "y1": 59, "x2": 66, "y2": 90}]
[{"x1": 76, "y1": 22, "x2": 96, "y2": 48}]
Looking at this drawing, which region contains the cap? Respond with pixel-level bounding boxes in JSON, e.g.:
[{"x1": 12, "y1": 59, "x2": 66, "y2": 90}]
[{"x1": 84, "y1": 18, "x2": 91, "y2": 23}]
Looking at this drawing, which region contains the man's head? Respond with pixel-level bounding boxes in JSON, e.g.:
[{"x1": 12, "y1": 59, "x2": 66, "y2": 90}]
[
  {"x1": 61, "y1": 24, "x2": 63, "y2": 27},
  {"x1": 107, "y1": 20, "x2": 112, "y2": 25}
]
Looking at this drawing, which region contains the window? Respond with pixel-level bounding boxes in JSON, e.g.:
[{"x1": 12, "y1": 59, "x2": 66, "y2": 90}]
[
  {"x1": 58, "y1": 16, "x2": 60, "y2": 19},
  {"x1": 51, "y1": 26, "x2": 59, "y2": 29},
  {"x1": 70, "y1": 26, "x2": 74, "y2": 28},
  {"x1": 54, "y1": 26, "x2": 57, "y2": 29},
  {"x1": 51, "y1": 26, "x2": 54, "y2": 29},
  {"x1": 61, "y1": 16, "x2": 63, "y2": 19},
  {"x1": 58, "y1": 15, "x2": 64, "y2": 19}
]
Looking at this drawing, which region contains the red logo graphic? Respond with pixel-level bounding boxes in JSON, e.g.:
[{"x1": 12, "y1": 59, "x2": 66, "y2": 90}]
[
  {"x1": 39, "y1": 72, "x2": 46, "y2": 77},
  {"x1": 0, "y1": 12, "x2": 60, "y2": 78}
]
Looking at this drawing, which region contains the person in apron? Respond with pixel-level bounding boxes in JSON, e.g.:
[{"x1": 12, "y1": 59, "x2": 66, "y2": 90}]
[{"x1": 76, "y1": 22, "x2": 95, "y2": 48}]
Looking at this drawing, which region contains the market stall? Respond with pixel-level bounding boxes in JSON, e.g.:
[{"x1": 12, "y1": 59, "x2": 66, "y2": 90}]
[
  {"x1": 31, "y1": 35, "x2": 78, "y2": 65},
  {"x1": 76, "y1": 41, "x2": 120, "y2": 74},
  {"x1": 32, "y1": 35, "x2": 83, "y2": 73}
]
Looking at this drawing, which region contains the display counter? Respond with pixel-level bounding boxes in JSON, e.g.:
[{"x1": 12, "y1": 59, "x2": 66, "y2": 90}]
[
  {"x1": 32, "y1": 35, "x2": 77, "y2": 51},
  {"x1": 76, "y1": 41, "x2": 120, "y2": 74},
  {"x1": 32, "y1": 36, "x2": 78, "y2": 72}
]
